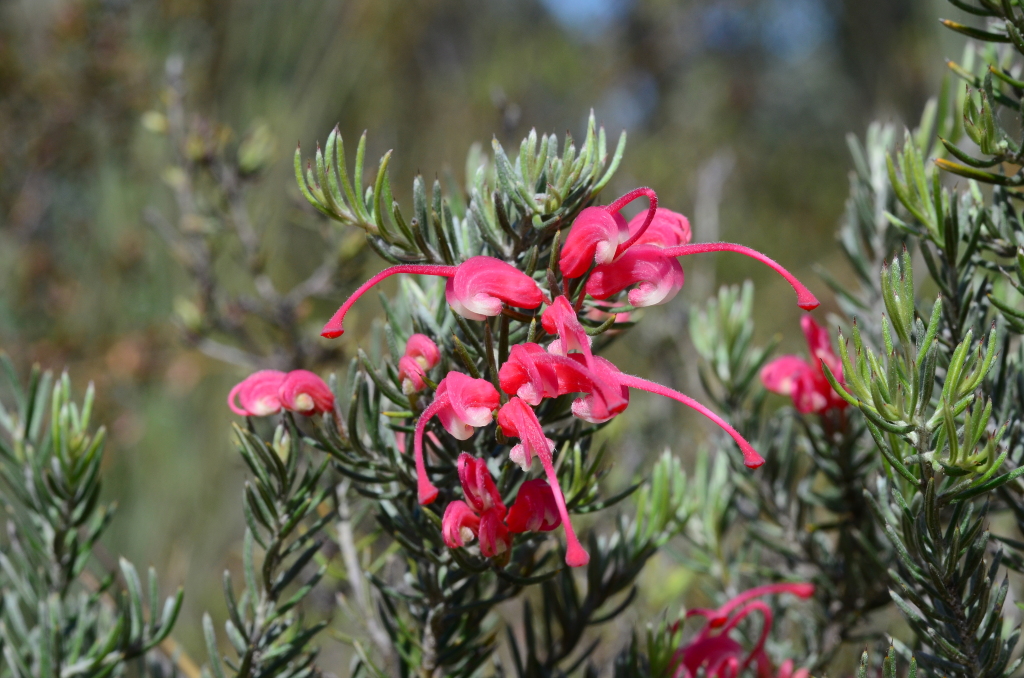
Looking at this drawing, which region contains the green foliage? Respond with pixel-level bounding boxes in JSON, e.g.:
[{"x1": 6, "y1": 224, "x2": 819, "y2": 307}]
[
  {"x1": 0, "y1": 356, "x2": 183, "y2": 678},
  {"x1": 201, "y1": 421, "x2": 332, "y2": 678}
]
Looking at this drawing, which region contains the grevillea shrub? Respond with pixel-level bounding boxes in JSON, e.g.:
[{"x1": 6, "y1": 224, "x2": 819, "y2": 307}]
[{"x1": 12, "y1": 2, "x2": 1024, "y2": 677}]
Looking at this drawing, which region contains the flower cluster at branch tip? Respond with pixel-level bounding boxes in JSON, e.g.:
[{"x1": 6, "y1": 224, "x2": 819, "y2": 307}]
[
  {"x1": 397, "y1": 334, "x2": 440, "y2": 394},
  {"x1": 442, "y1": 453, "x2": 561, "y2": 560},
  {"x1": 761, "y1": 316, "x2": 847, "y2": 415},
  {"x1": 229, "y1": 369, "x2": 334, "y2": 417},
  {"x1": 671, "y1": 583, "x2": 815, "y2": 678},
  {"x1": 306, "y1": 186, "x2": 820, "y2": 566}
]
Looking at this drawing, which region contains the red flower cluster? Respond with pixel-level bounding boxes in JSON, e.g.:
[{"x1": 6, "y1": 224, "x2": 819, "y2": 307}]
[
  {"x1": 672, "y1": 583, "x2": 814, "y2": 678},
  {"x1": 253, "y1": 186, "x2": 819, "y2": 567},
  {"x1": 761, "y1": 316, "x2": 847, "y2": 415},
  {"x1": 442, "y1": 453, "x2": 560, "y2": 559},
  {"x1": 228, "y1": 369, "x2": 334, "y2": 417}
]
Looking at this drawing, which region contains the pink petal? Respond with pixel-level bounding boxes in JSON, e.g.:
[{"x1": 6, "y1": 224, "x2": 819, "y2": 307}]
[
  {"x1": 457, "y1": 453, "x2": 506, "y2": 515},
  {"x1": 445, "y1": 256, "x2": 545, "y2": 320},
  {"x1": 278, "y1": 370, "x2": 335, "y2": 415},
  {"x1": 760, "y1": 356, "x2": 811, "y2": 397},
  {"x1": 506, "y1": 479, "x2": 561, "y2": 533},
  {"x1": 628, "y1": 207, "x2": 692, "y2": 248},
  {"x1": 228, "y1": 370, "x2": 287, "y2": 417},
  {"x1": 441, "y1": 500, "x2": 480, "y2": 549},
  {"x1": 559, "y1": 206, "x2": 629, "y2": 278},
  {"x1": 586, "y1": 245, "x2": 685, "y2": 308}
]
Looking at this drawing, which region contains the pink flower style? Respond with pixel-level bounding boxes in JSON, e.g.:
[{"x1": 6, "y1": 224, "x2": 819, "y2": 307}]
[
  {"x1": 671, "y1": 583, "x2": 815, "y2": 678},
  {"x1": 506, "y1": 299, "x2": 764, "y2": 469},
  {"x1": 558, "y1": 188, "x2": 819, "y2": 312},
  {"x1": 320, "y1": 256, "x2": 546, "y2": 338},
  {"x1": 229, "y1": 369, "x2": 334, "y2": 417},
  {"x1": 761, "y1": 316, "x2": 847, "y2": 415},
  {"x1": 414, "y1": 371, "x2": 501, "y2": 505},
  {"x1": 397, "y1": 333, "x2": 441, "y2": 394},
  {"x1": 442, "y1": 454, "x2": 561, "y2": 559},
  {"x1": 497, "y1": 397, "x2": 590, "y2": 567}
]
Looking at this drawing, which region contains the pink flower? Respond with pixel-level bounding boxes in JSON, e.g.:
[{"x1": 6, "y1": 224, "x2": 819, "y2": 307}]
[
  {"x1": 320, "y1": 256, "x2": 544, "y2": 338},
  {"x1": 497, "y1": 397, "x2": 589, "y2": 567},
  {"x1": 761, "y1": 316, "x2": 847, "y2": 415},
  {"x1": 278, "y1": 370, "x2": 335, "y2": 415},
  {"x1": 506, "y1": 479, "x2": 560, "y2": 533},
  {"x1": 559, "y1": 187, "x2": 658, "y2": 278},
  {"x1": 541, "y1": 295, "x2": 592, "y2": 357},
  {"x1": 629, "y1": 207, "x2": 692, "y2": 248},
  {"x1": 441, "y1": 453, "x2": 512, "y2": 558},
  {"x1": 414, "y1": 372, "x2": 500, "y2": 504},
  {"x1": 585, "y1": 245, "x2": 686, "y2": 308},
  {"x1": 444, "y1": 256, "x2": 546, "y2": 321},
  {"x1": 228, "y1": 370, "x2": 287, "y2": 416},
  {"x1": 458, "y1": 449, "x2": 506, "y2": 514},
  {"x1": 397, "y1": 333, "x2": 441, "y2": 393},
  {"x1": 672, "y1": 583, "x2": 814, "y2": 678}
]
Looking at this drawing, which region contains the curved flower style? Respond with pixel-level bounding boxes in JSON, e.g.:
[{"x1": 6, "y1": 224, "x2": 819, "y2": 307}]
[
  {"x1": 505, "y1": 479, "x2": 560, "y2": 533},
  {"x1": 672, "y1": 583, "x2": 815, "y2": 678},
  {"x1": 228, "y1": 370, "x2": 286, "y2": 417},
  {"x1": 278, "y1": 370, "x2": 335, "y2": 415},
  {"x1": 588, "y1": 243, "x2": 818, "y2": 311},
  {"x1": 658, "y1": 243, "x2": 819, "y2": 310},
  {"x1": 563, "y1": 355, "x2": 763, "y2": 468},
  {"x1": 761, "y1": 316, "x2": 847, "y2": 415},
  {"x1": 442, "y1": 453, "x2": 511, "y2": 558},
  {"x1": 320, "y1": 256, "x2": 545, "y2": 337},
  {"x1": 559, "y1": 187, "x2": 658, "y2": 278},
  {"x1": 398, "y1": 333, "x2": 441, "y2": 393},
  {"x1": 497, "y1": 397, "x2": 589, "y2": 567},
  {"x1": 414, "y1": 372, "x2": 500, "y2": 504}
]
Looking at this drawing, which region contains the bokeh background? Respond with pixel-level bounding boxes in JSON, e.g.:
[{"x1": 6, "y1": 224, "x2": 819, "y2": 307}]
[{"x1": 0, "y1": 0, "x2": 970, "y2": 668}]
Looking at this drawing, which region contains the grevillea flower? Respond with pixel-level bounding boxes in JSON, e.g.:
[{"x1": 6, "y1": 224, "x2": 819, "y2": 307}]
[
  {"x1": 505, "y1": 479, "x2": 560, "y2": 533},
  {"x1": 761, "y1": 316, "x2": 847, "y2": 415},
  {"x1": 540, "y1": 297, "x2": 630, "y2": 421},
  {"x1": 320, "y1": 256, "x2": 545, "y2": 338},
  {"x1": 559, "y1": 187, "x2": 658, "y2": 278},
  {"x1": 586, "y1": 245, "x2": 686, "y2": 308},
  {"x1": 497, "y1": 397, "x2": 589, "y2": 567},
  {"x1": 541, "y1": 295, "x2": 592, "y2": 357},
  {"x1": 228, "y1": 370, "x2": 286, "y2": 416},
  {"x1": 628, "y1": 207, "x2": 692, "y2": 248},
  {"x1": 441, "y1": 453, "x2": 512, "y2": 558},
  {"x1": 397, "y1": 333, "x2": 441, "y2": 393},
  {"x1": 441, "y1": 455, "x2": 563, "y2": 558},
  {"x1": 414, "y1": 372, "x2": 500, "y2": 504},
  {"x1": 587, "y1": 242, "x2": 818, "y2": 311},
  {"x1": 671, "y1": 583, "x2": 815, "y2": 678},
  {"x1": 278, "y1": 370, "x2": 335, "y2": 415}
]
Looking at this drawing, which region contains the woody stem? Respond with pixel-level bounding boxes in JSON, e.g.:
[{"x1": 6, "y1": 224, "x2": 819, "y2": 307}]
[
  {"x1": 660, "y1": 242, "x2": 819, "y2": 310},
  {"x1": 321, "y1": 264, "x2": 458, "y2": 338},
  {"x1": 617, "y1": 374, "x2": 765, "y2": 468}
]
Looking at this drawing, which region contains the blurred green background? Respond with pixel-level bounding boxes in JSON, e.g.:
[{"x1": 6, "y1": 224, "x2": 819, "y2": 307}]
[{"x1": 0, "y1": 0, "x2": 967, "y2": 666}]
